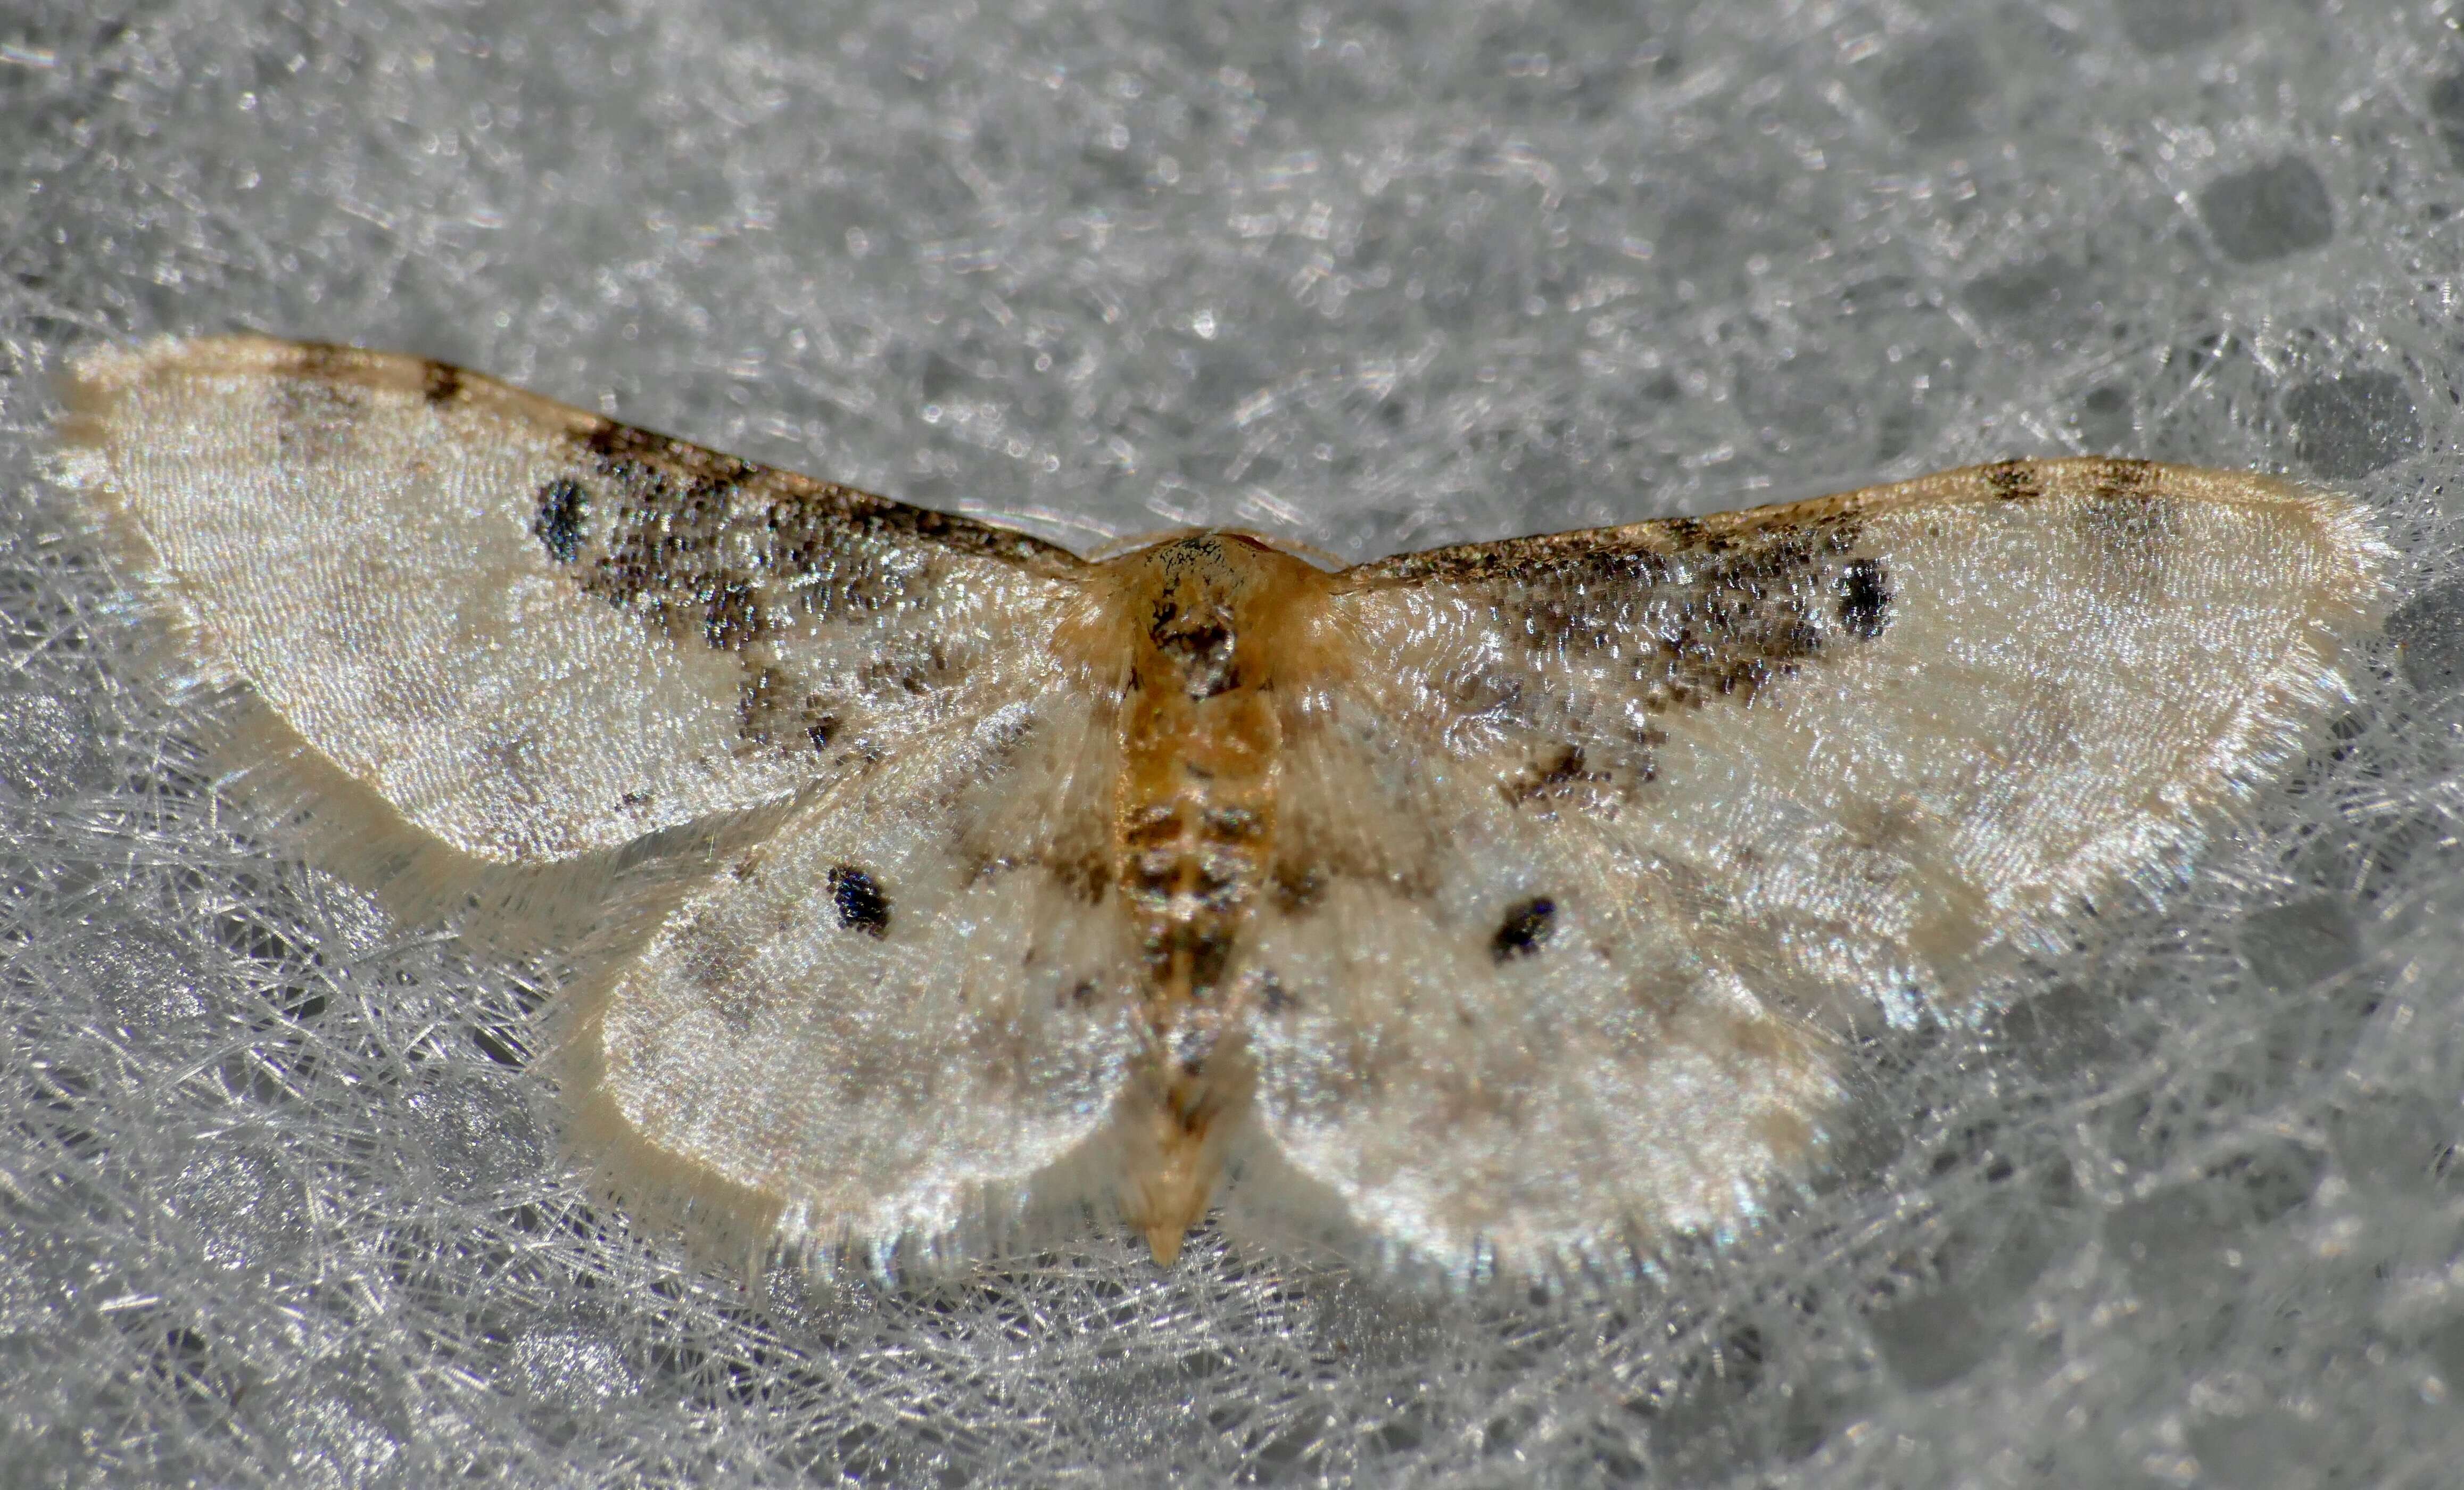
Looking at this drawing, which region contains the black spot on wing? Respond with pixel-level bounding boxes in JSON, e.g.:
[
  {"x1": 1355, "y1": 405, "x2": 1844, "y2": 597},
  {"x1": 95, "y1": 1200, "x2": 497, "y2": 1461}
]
[
  {"x1": 1835, "y1": 558, "x2": 1894, "y2": 640},
  {"x1": 1491, "y1": 897, "x2": 1557, "y2": 962},
  {"x1": 549, "y1": 420, "x2": 765, "y2": 649},
  {"x1": 829, "y1": 864, "x2": 891, "y2": 938},
  {"x1": 532, "y1": 478, "x2": 588, "y2": 564}
]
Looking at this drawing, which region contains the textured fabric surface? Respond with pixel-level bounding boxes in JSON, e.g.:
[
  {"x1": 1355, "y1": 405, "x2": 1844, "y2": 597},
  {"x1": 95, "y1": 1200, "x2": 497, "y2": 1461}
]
[{"x1": 3, "y1": 1, "x2": 2461, "y2": 1485}]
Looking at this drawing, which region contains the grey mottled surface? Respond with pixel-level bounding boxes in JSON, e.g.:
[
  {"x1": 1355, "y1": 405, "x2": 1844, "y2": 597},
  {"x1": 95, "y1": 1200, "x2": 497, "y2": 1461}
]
[{"x1": 3, "y1": 1, "x2": 2462, "y2": 1485}]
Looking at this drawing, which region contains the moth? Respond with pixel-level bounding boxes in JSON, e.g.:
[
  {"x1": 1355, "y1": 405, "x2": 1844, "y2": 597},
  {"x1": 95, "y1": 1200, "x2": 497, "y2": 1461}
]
[{"x1": 57, "y1": 335, "x2": 2387, "y2": 1280}]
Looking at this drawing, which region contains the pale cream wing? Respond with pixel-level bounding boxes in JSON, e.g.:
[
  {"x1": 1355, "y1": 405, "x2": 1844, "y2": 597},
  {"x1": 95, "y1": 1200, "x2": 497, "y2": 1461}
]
[
  {"x1": 1244, "y1": 459, "x2": 2386, "y2": 1275},
  {"x1": 57, "y1": 335, "x2": 1086, "y2": 866},
  {"x1": 1245, "y1": 693, "x2": 1847, "y2": 1273},
  {"x1": 563, "y1": 684, "x2": 1144, "y2": 1265}
]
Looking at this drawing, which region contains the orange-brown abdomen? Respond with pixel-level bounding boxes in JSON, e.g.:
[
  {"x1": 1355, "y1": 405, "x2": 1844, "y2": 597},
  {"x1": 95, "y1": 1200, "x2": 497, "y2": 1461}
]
[{"x1": 1093, "y1": 532, "x2": 1336, "y2": 1261}]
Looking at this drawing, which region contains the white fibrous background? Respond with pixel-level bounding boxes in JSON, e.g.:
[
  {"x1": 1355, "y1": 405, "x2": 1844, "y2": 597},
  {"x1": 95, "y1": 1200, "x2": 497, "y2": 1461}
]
[{"x1": 5, "y1": 2, "x2": 2463, "y2": 1485}]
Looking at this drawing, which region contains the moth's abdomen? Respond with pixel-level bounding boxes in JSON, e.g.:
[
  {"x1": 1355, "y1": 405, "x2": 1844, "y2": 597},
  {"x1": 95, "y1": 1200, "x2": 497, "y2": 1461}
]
[
  {"x1": 1095, "y1": 532, "x2": 1336, "y2": 1261},
  {"x1": 1109, "y1": 535, "x2": 1304, "y2": 1031}
]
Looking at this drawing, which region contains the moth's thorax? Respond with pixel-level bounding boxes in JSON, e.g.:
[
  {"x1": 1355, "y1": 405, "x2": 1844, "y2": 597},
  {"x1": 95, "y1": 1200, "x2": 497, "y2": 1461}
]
[{"x1": 1088, "y1": 532, "x2": 1341, "y2": 1260}]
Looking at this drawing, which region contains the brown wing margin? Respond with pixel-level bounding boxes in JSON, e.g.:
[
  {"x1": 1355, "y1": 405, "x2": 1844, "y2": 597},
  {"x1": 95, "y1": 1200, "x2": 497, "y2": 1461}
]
[
  {"x1": 108, "y1": 335, "x2": 1091, "y2": 579},
  {"x1": 1331, "y1": 457, "x2": 2326, "y2": 586}
]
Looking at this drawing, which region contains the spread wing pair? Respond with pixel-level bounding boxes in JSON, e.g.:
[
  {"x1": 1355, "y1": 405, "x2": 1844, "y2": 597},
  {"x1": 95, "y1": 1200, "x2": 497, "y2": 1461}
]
[{"x1": 59, "y1": 335, "x2": 2385, "y2": 1280}]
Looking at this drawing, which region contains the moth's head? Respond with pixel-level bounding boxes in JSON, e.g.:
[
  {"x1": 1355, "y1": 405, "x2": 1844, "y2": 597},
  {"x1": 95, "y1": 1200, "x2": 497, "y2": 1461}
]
[{"x1": 1087, "y1": 526, "x2": 1345, "y2": 572}]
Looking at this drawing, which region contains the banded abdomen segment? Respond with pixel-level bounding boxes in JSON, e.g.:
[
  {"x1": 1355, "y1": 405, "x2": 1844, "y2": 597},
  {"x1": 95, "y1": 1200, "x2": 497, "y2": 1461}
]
[{"x1": 1118, "y1": 684, "x2": 1277, "y2": 1042}]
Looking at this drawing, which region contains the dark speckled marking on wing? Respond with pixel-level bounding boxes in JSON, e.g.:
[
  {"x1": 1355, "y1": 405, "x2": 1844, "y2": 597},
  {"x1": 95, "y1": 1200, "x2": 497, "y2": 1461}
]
[
  {"x1": 560, "y1": 427, "x2": 758, "y2": 648},
  {"x1": 1501, "y1": 744, "x2": 1616, "y2": 809},
  {"x1": 1835, "y1": 557, "x2": 1894, "y2": 640},
  {"x1": 735, "y1": 663, "x2": 844, "y2": 757},
  {"x1": 1374, "y1": 510, "x2": 1890, "y2": 707},
  {"x1": 512, "y1": 411, "x2": 1085, "y2": 761},
  {"x1": 421, "y1": 360, "x2": 464, "y2": 404},
  {"x1": 2086, "y1": 456, "x2": 2158, "y2": 500},
  {"x1": 268, "y1": 347, "x2": 367, "y2": 464},
  {"x1": 1983, "y1": 459, "x2": 2044, "y2": 502},
  {"x1": 1362, "y1": 512, "x2": 1900, "y2": 811},
  {"x1": 2074, "y1": 458, "x2": 2177, "y2": 586},
  {"x1": 532, "y1": 478, "x2": 588, "y2": 564}
]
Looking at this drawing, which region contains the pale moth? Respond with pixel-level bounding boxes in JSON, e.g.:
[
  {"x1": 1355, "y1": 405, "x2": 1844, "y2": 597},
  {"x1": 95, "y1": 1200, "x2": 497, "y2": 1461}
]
[{"x1": 59, "y1": 335, "x2": 2387, "y2": 1281}]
